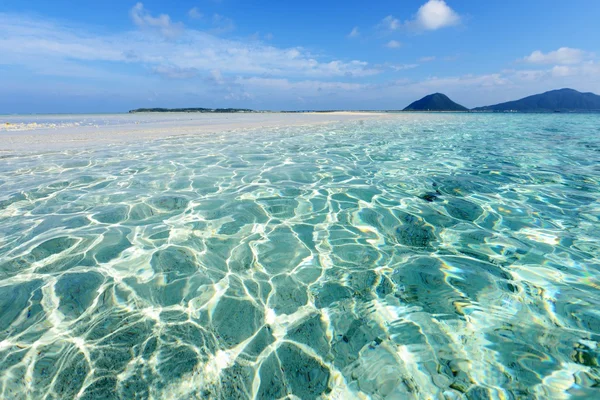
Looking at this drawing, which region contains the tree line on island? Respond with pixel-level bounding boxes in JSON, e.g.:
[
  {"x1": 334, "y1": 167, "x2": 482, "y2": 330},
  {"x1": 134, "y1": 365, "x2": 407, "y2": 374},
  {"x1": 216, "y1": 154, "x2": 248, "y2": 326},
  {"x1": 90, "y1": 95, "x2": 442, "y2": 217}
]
[
  {"x1": 129, "y1": 107, "x2": 254, "y2": 113},
  {"x1": 129, "y1": 88, "x2": 600, "y2": 113}
]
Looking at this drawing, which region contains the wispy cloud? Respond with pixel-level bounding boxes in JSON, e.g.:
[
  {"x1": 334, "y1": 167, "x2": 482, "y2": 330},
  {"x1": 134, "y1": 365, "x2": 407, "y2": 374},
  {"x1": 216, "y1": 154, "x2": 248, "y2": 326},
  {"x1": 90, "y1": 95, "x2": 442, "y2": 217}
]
[
  {"x1": 347, "y1": 27, "x2": 360, "y2": 38},
  {"x1": 0, "y1": 8, "x2": 379, "y2": 80},
  {"x1": 379, "y1": 15, "x2": 401, "y2": 32},
  {"x1": 416, "y1": 73, "x2": 508, "y2": 89},
  {"x1": 502, "y1": 69, "x2": 547, "y2": 82},
  {"x1": 385, "y1": 40, "x2": 402, "y2": 49},
  {"x1": 153, "y1": 65, "x2": 199, "y2": 79},
  {"x1": 374, "y1": 63, "x2": 420, "y2": 72},
  {"x1": 249, "y1": 32, "x2": 274, "y2": 41},
  {"x1": 212, "y1": 13, "x2": 235, "y2": 33},
  {"x1": 389, "y1": 63, "x2": 419, "y2": 71},
  {"x1": 130, "y1": 2, "x2": 183, "y2": 38},
  {"x1": 522, "y1": 47, "x2": 590, "y2": 65},
  {"x1": 2, "y1": 3, "x2": 599, "y2": 111},
  {"x1": 419, "y1": 56, "x2": 436, "y2": 62},
  {"x1": 237, "y1": 77, "x2": 367, "y2": 93},
  {"x1": 188, "y1": 7, "x2": 203, "y2": 20}
]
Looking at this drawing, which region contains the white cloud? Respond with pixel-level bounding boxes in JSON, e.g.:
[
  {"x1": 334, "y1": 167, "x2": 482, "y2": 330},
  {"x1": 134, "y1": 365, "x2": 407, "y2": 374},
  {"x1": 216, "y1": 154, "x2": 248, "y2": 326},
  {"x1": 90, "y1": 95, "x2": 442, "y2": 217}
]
[
  {"x1": 373, "y1": 63, "x2": 419, "y2": 71},
  {"x1": 249, "y1": 32, "x2": 273, "y2": 41},
  {"x1": 504, "y1": 62, "x2": 600, "y2": 84},
  {"x1": 153, "y1": 65, "x2": 199, "y2": 79},
  {"x1": 130, "y1": 2, "x2": 183, "y2": 38},
  {"x1": 551, "y1": 66, "x2": 573, "y2": 77},
  {"x1": 523, "y1": 47, "x2": 588, "y2": 65},
  {"x1": 419, "y1": 56, "x2": 436, "y2": 62},
  {"x1": 502, "y1": 69, "x2": 547, "y2": 82},
  {"x1": 3, "y1": 7, "x2": 600, "y2": 111},
  {"x1": 237, "y1": 77, "x2": 367, "y2": 93},
  {"x1": 379, "y1": 15, "x2": 401, "y2": 31},
  {"x1": 188, "y1": 7, "x2": 202, "y2": 20},
  {"x1": 390, "y1": 64, "x2": 419, "y2": 71},
  {"x1": 210, "y1": 69, "x2": 225, "y2": 84},
  {"x1": 408, "y1": 0, "x2": 461, "y2": 31},
  {"x1": 579, "y1": 61, "x2": 600, "y2": 76},
  {"x1": 385, "y1": 40, "x2": 402, "y2": 49},
  {"x1": 406, "y1": 74, "x2": 509, "y2": 92},
  {"x1": 347, "y1": 27, "x2": 360, "y2": 38},
  {"x1": 212, "y1": 14, "x2": 235, "y2": 33},
  {"x1": 0, "y1": 11, "x2": 380, "y2": 80},
  {"x1": 547, "y1": 62, "x2": 600, "y2": 78}
]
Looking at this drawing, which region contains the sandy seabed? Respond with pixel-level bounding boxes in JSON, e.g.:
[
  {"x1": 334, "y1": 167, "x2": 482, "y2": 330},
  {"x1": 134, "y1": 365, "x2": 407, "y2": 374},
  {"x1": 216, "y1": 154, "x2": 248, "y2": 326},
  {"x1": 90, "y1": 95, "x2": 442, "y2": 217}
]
[{"x1": 1, "y1": 112, "x2": 600, "y2": 398}]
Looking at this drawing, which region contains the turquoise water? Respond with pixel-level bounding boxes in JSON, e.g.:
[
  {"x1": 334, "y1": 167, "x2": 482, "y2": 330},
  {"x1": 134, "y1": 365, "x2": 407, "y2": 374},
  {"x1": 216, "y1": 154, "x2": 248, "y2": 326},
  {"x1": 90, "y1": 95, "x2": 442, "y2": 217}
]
[{"x1": 1, "y1": 114, "x2": 599, "y2": 399}]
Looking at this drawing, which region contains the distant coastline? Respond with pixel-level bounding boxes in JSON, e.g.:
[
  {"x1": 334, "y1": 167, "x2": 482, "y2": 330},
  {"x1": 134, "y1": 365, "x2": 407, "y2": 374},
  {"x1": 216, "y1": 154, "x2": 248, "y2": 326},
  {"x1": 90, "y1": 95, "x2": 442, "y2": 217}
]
[
  {"x1": 128, "y1": 88, "x2": 600, "y2": 114},
  {"x1": 129, "y1": 107, "x2": 254, "y2": 113}
]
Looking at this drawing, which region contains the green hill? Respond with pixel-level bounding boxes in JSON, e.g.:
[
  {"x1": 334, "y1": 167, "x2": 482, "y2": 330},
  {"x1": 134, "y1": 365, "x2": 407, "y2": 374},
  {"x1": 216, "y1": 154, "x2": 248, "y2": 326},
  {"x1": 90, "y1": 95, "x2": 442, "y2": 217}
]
[
  {"x1": 403, "y1": 93, "x2": 468, "y2": 112},
  {"x1": 472, "y1": 88, "x2": 600, "y2": 112}
]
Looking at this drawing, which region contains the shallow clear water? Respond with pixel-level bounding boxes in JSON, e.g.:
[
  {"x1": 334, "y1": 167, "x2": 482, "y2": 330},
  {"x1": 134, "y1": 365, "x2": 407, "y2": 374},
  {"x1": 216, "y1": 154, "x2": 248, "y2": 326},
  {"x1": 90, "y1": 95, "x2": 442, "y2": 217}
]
[
  {"x1": 0, "y1": 112, "x2": 253, "y2": 132},
  {"x1": 1, "y1": 114, "x2": 599, "y2": 399}
]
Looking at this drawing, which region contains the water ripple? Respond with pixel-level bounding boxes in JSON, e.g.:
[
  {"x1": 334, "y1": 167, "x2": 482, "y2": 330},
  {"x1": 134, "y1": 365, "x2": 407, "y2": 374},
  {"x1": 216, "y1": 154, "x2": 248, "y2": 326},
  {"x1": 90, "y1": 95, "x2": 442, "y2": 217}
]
[{"x1": 1, "y1": 114, "x2": 599, "y2": 399}]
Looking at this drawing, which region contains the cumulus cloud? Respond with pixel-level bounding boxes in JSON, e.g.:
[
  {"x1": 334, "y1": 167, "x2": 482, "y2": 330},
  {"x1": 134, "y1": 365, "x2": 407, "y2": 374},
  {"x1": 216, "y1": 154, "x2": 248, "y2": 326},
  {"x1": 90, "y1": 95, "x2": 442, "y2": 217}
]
[
  {"x1": 522, "y1": 47, "x2": 588, "y2": 65},
  {"x1": 551, "y1": 65, "x2": 574, "y2": 77},
  {"x1": 378, "y1": 2, "x2": 460, "y2": 33},
  {"x1": 545, "y1": 62, "x2": 599, "y2": 79},
  {"x1": 347, "y1": 27, "x2": 360, "y2": 38},
  {"x1": 385, "y1": 40, "x2": 402, "y2": 49},
  {"x1": 130, "y1": 2, "x2": 183, "y2": 38},
  {"x1": 408, "y1": 0, "x2": 461, "y2": 31}
]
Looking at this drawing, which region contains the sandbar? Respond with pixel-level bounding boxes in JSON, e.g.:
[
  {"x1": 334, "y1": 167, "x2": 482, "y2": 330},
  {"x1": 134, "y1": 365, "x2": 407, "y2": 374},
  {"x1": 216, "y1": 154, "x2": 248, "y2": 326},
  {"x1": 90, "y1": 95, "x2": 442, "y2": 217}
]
[{"x1": 0, "y1": 112, "x2": 391, "y2": 153}]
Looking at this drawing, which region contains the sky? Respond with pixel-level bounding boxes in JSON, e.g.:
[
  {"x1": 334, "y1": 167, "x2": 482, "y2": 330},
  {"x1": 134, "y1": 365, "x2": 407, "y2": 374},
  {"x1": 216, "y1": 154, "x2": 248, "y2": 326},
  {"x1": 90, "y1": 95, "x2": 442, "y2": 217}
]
[{"x1": 1, "y1": 0, "x2": 599, "y2": 113}]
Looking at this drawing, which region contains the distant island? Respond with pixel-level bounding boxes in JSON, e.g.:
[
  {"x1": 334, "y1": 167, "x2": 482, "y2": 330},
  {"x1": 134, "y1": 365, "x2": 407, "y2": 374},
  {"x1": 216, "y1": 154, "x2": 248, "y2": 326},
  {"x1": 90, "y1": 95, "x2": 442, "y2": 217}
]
[
  {"x1": 128, "y1": 88, "x2": 600, "y2": 114},
  {"x1": 403, "y1": 93, "x2": 468, "y2": 112},
  {"x1": 472, "y1": 88, "x2": 600, "y2": 112},
  {"x1": 129, "y1": 107, "x2": 254, "y2": 113},
  {"x1": 402, "y1": 88, "x2": 600, "y2": 113}
]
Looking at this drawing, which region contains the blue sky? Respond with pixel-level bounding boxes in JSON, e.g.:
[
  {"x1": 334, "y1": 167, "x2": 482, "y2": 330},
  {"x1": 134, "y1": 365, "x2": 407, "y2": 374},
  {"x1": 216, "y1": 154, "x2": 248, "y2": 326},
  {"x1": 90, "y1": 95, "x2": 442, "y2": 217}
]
[{"x1": 1, "y1": 0, "x2": 599, "y2": 112}]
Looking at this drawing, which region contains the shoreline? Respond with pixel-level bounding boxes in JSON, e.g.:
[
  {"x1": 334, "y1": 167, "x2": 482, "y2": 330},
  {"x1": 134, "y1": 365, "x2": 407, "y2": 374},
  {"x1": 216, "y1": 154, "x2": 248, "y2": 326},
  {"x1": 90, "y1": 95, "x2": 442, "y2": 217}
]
[
  {"x1": 0, "y1": 112, "x2": 390, "y2": 153},
  {"x1": 4, "y1": 111, "x2": 592, "y2": 154}
]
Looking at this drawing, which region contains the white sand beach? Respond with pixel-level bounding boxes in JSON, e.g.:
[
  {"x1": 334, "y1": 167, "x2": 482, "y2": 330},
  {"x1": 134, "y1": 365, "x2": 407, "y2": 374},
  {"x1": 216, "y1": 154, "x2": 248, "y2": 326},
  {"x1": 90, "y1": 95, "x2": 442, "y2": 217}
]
[{"x1": 0, "y1": 112, "x2": 390, "y2": 153}]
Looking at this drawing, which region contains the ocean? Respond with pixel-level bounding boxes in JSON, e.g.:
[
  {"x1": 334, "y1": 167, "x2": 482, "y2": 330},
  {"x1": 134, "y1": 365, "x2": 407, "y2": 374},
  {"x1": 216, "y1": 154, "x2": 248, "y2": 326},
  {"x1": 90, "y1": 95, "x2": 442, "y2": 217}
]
[{"x1": 1, "y1": 113, "x2": 599, "y2": 399}]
